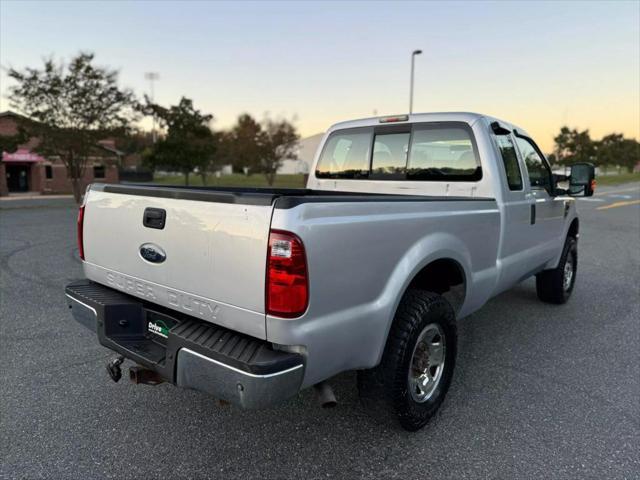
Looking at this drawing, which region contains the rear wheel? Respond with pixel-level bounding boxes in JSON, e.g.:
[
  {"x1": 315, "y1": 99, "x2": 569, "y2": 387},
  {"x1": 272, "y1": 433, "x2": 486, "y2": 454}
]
[
  {"x1": 536, "y1": 236, "x2": 578, "y2": 304},
  {"x1": 357, "y1": 290, "x2": 457, "y2": 431}
]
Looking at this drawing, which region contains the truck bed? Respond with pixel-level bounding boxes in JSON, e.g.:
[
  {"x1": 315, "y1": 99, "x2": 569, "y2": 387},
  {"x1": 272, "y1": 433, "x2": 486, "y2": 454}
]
[{"x1": 83, "y1": 183, "x2": 496, "y2": 343}]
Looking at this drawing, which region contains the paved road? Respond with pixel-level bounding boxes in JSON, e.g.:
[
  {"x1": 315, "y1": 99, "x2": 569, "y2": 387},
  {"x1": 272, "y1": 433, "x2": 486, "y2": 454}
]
[{"x1": 1, "y1": 184, "x2": 639, "y2": 479}]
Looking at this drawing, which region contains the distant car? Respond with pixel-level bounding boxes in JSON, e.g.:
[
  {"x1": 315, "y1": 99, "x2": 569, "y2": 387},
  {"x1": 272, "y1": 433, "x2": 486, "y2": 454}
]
[{"x1": 66, "y1": 112, "x2": 595, "y2": 431}]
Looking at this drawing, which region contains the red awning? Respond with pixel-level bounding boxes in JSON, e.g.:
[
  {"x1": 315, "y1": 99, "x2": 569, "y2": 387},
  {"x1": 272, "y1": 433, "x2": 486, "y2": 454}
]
[{"x1": 2, "y1": 148, "x2": 45, "y2": 163}]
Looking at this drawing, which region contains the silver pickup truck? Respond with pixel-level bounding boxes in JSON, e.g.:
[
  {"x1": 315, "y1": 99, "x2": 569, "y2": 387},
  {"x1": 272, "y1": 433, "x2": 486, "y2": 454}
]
[{"x1": 66, "y1": 112, "x2": 595, "y2": 431}]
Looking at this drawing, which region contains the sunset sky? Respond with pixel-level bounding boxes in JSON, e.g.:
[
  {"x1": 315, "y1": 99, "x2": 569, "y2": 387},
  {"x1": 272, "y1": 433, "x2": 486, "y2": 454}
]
[{"x1": 1, "y1": 0, "x2": 638, "y2": 152}]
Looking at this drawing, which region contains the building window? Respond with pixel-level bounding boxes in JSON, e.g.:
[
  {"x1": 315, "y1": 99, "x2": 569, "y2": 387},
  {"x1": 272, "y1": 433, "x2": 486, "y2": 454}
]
[
  {"x1": 45, "y1": 165, "x2": 53, "y2": 179},
  {"x1": 93, "y1": 165, "x2": 106, "y2": 179}
]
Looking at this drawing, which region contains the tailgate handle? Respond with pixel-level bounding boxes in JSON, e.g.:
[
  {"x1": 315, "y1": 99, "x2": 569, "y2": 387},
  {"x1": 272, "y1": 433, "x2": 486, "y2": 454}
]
[{"x1": 143, "y1": 208, "x2": 166, "y2": 229}]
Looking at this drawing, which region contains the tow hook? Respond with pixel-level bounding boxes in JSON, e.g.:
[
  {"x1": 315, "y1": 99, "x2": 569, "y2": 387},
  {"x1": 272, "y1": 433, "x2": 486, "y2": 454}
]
[{"x1": 106, "y1": 355, "x2": 125, "y2": 383}]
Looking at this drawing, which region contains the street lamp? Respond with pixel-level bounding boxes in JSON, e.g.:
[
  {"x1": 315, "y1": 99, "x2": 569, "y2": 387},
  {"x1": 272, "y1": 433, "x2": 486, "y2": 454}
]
[
  {"x1": 145, "y1": 72, "x2": 160, "y2": 143},
  {"x1": 409, "y1": 49, "x2": 422, "y2": 114}
]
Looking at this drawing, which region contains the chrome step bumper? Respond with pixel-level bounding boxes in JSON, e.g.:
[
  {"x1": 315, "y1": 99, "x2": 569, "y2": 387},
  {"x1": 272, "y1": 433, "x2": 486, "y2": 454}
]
[{"x1": 65, "y1": 280, "x2": 304, "y2": 409}]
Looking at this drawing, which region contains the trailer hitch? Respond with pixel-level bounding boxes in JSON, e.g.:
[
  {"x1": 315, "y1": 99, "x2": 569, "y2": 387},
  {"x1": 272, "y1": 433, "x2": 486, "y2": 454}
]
[{"x1": 129, "y1": 366, "x2": 165, "y2": 385}]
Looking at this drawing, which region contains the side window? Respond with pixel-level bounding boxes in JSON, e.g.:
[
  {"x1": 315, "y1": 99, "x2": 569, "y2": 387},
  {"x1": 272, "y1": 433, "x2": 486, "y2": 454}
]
[
  {"x1": 515, "y1": 136, "x2": 551, "y2": 190},
  {"x1": 371, "y1": 132, "x2": 410, "y2": 177},
  {"x1": 495, "y1": 135, "x2": 522, "y2": 190},
  {"x1": 315, "y1": 130, "x2": 371, "y2": 178}
]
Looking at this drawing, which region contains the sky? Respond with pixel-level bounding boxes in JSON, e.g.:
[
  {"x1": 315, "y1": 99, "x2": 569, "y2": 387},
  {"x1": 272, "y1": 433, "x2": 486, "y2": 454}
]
[{"x1": 1, "y1": 0, "x2": 638, "y2": 152}]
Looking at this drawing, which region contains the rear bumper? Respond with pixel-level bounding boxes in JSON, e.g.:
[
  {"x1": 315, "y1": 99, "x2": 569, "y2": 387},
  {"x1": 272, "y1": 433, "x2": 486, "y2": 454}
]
[{"x1": 65, "y1": 280, "x2": 304, "y2": 409}]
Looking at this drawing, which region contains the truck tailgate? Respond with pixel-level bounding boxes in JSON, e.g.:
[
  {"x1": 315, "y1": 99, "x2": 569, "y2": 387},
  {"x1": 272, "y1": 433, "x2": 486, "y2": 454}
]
[{"x1": 81, "y1": 186, "x2": 274, "y2": 339}]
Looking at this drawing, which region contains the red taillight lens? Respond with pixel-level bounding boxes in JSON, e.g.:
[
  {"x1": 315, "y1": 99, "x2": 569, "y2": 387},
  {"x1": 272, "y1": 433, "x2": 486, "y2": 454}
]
[
  {"x1": 266, "y1": 230, "x2": 308, "y2": 318},
  {"x1": 77, "y1": 205, "x2": 85, "y2": 261}
]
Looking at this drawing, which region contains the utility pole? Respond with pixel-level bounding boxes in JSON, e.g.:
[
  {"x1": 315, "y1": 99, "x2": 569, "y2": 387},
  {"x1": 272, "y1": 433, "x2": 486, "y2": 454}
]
[
  {"x1": 409, "y1": 50, "x2": 422, "y2": 114},
  {"x1": 145, "y1": 72, "x2": 160, "y2": 143}
]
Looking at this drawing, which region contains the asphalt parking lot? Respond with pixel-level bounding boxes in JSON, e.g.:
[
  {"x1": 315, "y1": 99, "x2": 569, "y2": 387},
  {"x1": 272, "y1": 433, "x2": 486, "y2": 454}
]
[{"x1": 1, "y1": 184, "x2": 639, "y2": 479}]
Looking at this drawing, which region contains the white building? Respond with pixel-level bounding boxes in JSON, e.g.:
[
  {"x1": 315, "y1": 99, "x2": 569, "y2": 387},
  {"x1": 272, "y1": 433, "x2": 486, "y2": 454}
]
[{"x1": 277, "y1": 133, "x2": 324, "y2": 174}]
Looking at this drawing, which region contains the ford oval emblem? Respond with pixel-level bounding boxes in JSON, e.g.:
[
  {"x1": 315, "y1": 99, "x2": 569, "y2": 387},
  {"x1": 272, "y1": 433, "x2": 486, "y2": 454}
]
[{"x1": 139, "y1": 243, "x2": 167, "y2": 264}]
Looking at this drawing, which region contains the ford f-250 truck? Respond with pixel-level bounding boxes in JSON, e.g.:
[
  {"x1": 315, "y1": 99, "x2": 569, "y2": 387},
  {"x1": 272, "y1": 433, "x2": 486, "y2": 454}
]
[{"x1": 66, "y1": 112, "x2": 595, "y2": 431}]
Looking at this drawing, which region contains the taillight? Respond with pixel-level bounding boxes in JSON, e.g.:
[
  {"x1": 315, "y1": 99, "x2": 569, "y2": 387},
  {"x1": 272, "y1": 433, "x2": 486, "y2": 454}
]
[
  {"x1": 266, "y1": 230, "x2": 308, "y2": 318},
  {"x1": 77, "y1": 205, "x2": 85, "y2": 261}
]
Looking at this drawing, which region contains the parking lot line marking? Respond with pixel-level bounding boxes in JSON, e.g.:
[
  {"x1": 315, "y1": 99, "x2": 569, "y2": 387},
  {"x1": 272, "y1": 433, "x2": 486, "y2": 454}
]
[
  {"x1": 596, "y1": 199, "x2": 640, "y2": 211},
  {"x1": 595, "y1": 186, "x2": 640, "y2": 196}
]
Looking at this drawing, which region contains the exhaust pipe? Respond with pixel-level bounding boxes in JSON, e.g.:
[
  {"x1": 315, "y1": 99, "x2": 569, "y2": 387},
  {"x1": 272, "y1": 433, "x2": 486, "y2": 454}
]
[
  {"x1": 313, "y1": 381, "x2": 337, "y2": 408},
  {"x1": 129, "y1": 366, "x2": 165, "y2": 385}
]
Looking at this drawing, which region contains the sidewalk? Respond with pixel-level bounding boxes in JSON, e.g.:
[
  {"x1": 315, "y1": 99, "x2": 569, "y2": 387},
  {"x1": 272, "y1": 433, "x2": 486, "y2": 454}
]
[{"x1": 0, "y1": 193, "x2": 76, "y2": 209}]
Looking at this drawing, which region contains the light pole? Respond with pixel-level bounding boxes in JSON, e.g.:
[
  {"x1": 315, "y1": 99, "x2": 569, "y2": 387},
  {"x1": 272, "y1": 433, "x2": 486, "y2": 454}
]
[
  {"x1": 409, "y1": 49, "x2": 422, "y2": 114},
  {"x1": 145, "y1": 72, "x2": 159, "y2": 143}
]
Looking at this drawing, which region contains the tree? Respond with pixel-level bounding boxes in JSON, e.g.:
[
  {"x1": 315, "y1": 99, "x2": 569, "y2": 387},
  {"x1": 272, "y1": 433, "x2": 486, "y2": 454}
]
[
  {"x1": 553, "y1": 126, "x2": 574, "y2": 166},
  {"x1": 0, "y1": 118, "x2": 29, "y2": 155},
  {"x1": 143, "y1": 97, "x2": 217, "y2": 185},
  {"x1": 597, "y1": 134, "x2": 639, "y2": 173},
  {"x1": 225, "y1": 114, "x2": 264, "y2": 174},
  {"x1": 553, "y1": 126, "x2": 595, "y2": 167},
  {"x1": 260, "y1": 118, "x2": 299, "y2": 186},
  {"x1": 223, "y1": 114, "x2": 299, "y2": 185},
  {"x1": 113, "y1": 129, "x2": 155, "y2": 166},
  {"x1": 7, "y1": 53, "x2": 137, "y2": 202}
]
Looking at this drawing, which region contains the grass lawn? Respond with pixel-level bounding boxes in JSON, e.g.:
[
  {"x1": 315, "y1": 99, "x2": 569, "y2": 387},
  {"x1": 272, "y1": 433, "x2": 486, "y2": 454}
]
[
  {"x1": 595, "y1": 172, "x2": 640, "y2": 186},
  {"x1": 149, "y1": 173, "x2": 306, "y2": 189}
]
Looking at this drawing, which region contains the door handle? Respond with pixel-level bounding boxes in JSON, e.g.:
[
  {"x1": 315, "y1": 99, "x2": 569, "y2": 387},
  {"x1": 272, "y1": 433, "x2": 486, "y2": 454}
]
[
  {"x1": 143, "y1": 208, "x2": 166, "y2": 229},
  {"x1": 530, "y1": 204, "x2": 536, "y2": 225}
]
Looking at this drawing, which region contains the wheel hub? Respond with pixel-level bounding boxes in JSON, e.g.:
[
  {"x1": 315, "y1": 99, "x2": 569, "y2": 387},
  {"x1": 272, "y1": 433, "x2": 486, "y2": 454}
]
[
  {"x1": 408, "y1": 323, "x2": 446, "y2": 403},
  {"x1": 563, "y1": 257, "x2": 574, "y2": 291}
]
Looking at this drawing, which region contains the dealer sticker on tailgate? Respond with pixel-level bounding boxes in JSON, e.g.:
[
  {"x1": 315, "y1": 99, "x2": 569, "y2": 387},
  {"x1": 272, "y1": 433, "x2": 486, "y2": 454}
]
[{"x1": 146, "y1": 311, "x2": 176, "y2": 339}]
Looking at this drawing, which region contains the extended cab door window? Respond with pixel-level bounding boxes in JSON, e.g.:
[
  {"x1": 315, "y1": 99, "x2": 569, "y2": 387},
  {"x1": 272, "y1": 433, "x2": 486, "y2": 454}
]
[
  {"x1": 514, "y1": 136, "x2": 553, "y2": 194},
  {"x1": 495, "y1": 134, "x2": 523, "y2": 190}
]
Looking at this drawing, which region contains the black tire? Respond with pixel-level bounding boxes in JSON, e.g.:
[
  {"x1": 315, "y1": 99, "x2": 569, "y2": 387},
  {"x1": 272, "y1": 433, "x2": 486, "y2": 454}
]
[
  {"x1": 536, "y1": 236, "x2": 578, "y2": 304},
  {"x1": 357, "y1": 290, "x2": 457, "y2": 432}
]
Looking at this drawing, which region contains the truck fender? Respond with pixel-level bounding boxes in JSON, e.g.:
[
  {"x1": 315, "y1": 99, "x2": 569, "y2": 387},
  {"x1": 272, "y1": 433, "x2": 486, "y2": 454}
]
[
  {"x1": 373, "y1": 232, "x2": 473, "y2": 366},
  {"x1": 546, "y1": 208, "x2": 579, "y2": 270}
]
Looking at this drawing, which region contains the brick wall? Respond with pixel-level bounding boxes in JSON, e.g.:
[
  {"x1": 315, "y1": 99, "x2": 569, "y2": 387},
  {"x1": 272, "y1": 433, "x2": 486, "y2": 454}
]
[
  {"x1": 1, "y1": 112, "x2": 120, "y2": 196},
  {"x1": 0, "y1": 115, "x2": 40, "y2": 150},
  {"x1": 0, "y1": 163, "x2": 7, "y2": 196},
  {"x1": 42, "y1": 163, "x2": 119, "y2": 194}
]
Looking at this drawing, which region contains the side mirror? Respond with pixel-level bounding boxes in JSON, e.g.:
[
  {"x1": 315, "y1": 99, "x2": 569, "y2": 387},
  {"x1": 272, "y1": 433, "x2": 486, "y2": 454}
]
[{"x1": 568, "y1": 163, "x2": 595, "y2": 197}]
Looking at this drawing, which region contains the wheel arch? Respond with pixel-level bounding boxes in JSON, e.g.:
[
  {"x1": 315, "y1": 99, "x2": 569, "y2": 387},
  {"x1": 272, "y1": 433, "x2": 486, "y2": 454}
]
[
  {"x1": 374, "y1": 236, "x2": 473, "y2": 366},
  {"x1": 568, "y1": 217, "x2": 579, "y2": 239},
  {"x1": 406, "y1": 257, "x2": 467, "y2": 313}
]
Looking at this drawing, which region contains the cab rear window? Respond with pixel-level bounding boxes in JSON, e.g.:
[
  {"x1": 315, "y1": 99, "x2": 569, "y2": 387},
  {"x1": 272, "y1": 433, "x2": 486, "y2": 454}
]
[{"x1": 315, "y1": 122, "x2": 481, "y2": 181}]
